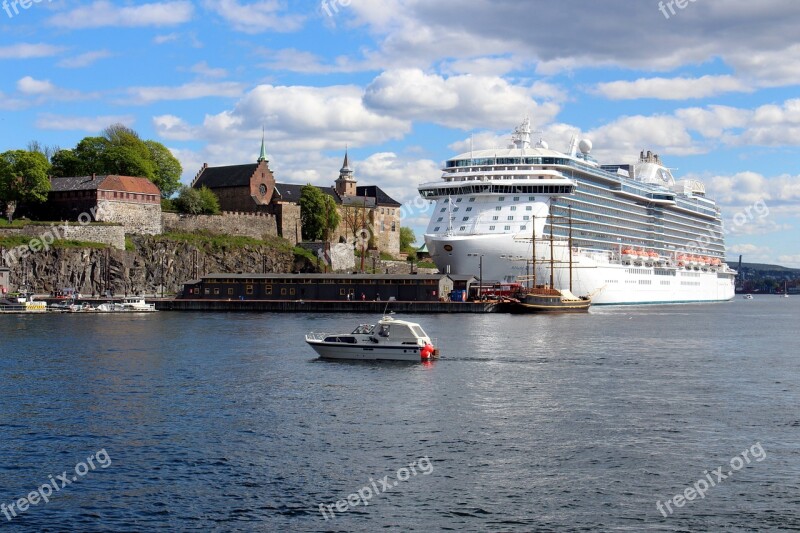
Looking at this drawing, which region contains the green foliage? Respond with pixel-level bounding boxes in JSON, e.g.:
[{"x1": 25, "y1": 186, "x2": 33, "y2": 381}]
[
  {"x1": 125, "y1": 236, "x2": 135, "y2": 251},
  {"x1": 50, "y1": 149, "x2": 85, "y2": 177},
  {"x1": 0, "y1": 236, "x2": 107, "y2": 249},
  {"x1": 0, "y1": 219, "x2": 28, "y2": 228},
  {"x1": 47, "y1": 124, "x2": 183, "y2": 198},
  {"x1": 0, "y1": 150, "x2": 51, "y2": 222},
  {"x1": 174, "y1": 186, "x2": 220, "y2": 215},
  {"x1": 196, "y1": 186, "x2": 221, "y2": 214},
  {"x1": 399, "y1": 226, "x2": 416, "y2": 254},
  {"x1": 416, "y1": 260, "x2": 437, "y2": 269},
  {"x1": 293, "y1": 246, "x2": 317, "y2": 263},
  {"x1": 299, "y1": 185, "x2": 340, "y2": 241},
  {"x1": 161, "y1": 198, "x2": 176, "y2": 212},
  {"x1": 174, "y1": 186, "x2": 202, "y2": 214},
  {"x1": 144, "y1": 140, "x2": 182, "y2": 198}
]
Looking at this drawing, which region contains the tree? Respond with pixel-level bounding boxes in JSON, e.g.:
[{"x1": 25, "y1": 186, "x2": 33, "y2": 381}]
[
  {"x1": 196, "y1": 186, "x2": 220, "y2": 215},
  {"x1": 174, "y1": 185, "x2": 220, "y2": 215},
  {"x1": 299, "y1": 184, "x2": 340, "y2": 241},
  {"x1": 48, "y1": 124, "x2": 183, "y2": 198},
  {"x1": 50, "y1": 149, "x2": 85, "y2": 177},
  {"x1": 174, "y1": 186, "x2": 202, "y2": 214},
  {"x1": 26, "y1": 140, "x2": 59, "y2": 162},
  {"x1": 0, "y1": 150, "x2": 51, "y2": 222},
  {"x1": 144, "y1": 140, "x2": 182, "y2": 198},
  {"x1": 400, "y1": 227, "x2": 416, "y2": 255}
]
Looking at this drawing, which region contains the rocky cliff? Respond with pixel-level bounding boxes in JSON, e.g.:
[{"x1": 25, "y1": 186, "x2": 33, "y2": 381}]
[{"x1": 3, "y1": 235, "x2": 302, "y2": 296}]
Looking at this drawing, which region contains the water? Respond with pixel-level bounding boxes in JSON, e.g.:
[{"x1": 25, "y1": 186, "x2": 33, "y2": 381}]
[{"x1": 1, "y1": 297, "x2": 798, "y2": 531}]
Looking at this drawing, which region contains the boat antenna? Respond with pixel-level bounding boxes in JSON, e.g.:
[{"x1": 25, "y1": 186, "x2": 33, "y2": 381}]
[{"x1": 382, "y1": 299, "x2": 393, "y2": 317}]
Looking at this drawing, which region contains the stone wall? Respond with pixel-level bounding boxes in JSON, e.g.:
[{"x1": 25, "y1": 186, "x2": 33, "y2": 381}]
[
  {"x1": 0, "y1": 223, "x2": 126, "y2": 250},
  {"x1": 275, "y1": 203, "x2": 302, "y2": 245},
  {"x1": 162, "y1": 211, "x2": 278, "y2": 239},
  {"x1": 0, "y1": 235, "x2": 296, "y2": 296},
  {"x1": 97, "y1": 201, "x2": 162, "y2": 235}
]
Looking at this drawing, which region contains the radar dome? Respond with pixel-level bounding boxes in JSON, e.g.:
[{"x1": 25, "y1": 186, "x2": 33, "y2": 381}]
[
  {"x1": 578, "y1": 139, "x2": 593, "y2": 154},
  {"x1": 535, "y1": 139, "x2": 549, "y2": 149}
]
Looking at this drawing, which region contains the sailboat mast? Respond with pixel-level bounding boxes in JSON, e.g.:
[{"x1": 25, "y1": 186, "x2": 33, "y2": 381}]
[
  {"x1": 549, "y1": 212, "x2": 554, "y2": 290},
  {"x1": 568, "y1": 206, "x2": 573, "y2": 292},
  {"x1": 531, "y1": 215, "x2": 536, "y2": 289}
]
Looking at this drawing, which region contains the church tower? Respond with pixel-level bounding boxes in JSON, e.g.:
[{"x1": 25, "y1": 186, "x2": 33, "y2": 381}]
[{"x1": 334, "y1": 148, "x2": 356, "y2": 197}]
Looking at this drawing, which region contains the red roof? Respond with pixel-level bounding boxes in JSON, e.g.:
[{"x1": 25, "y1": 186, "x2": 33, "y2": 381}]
[
  {"x1": 50, "y1": 175, "x2": 161, "y2": 195},
  {"x1": 100, "y1": 175, "x2": 161, "y2": 195}
]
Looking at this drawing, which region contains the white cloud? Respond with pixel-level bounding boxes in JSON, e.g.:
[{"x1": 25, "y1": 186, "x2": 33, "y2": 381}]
[
  {"x1": 152, "y1": 115, "x2": 196, "y2": 141},
  {"x1": 727, "y1": 243, "x2": 773, "y2": 262},
  {"x1": 35, "y1": 114, "x2": 136, "y2": 132},
  {"x1": 153, "y1": 33, "x2": 179, "y2": 44},
  {"x1": 674, "y1": 106, "x2": 750, "y2": 138},
  {"x1": 189, "y1": 61, "x2": 228, "y2": 79},
  {"x1": 49, "y1": 1, "x2": 194, "y2": 29},
  {"x1": 57, "y1": 50, "x2": 113, "y2": 69},
  {"x1": 122, "y1": 81, "x2": 245, "y2": 104},
  {"x1": 17, "y1": 76, "x2": 56, "y2": 95},
  {"x1": 363, "y1": 69, "x2": 560, "y2": 130},
  {"x1": 777, "y1": 254, "x2": 800, "y2": 268},
  {"x1": 594, "y1": 75, "x2": 752, "y2": 100},
  {"x1": 203, "y1": 0, "x2": 304, "y2": 34},
  {"x1": 0, "y1": 43, "x2": 64, "y2": 59},
  {"x1": 355, "y1": 152, "x2": 441, "y2": 205}
]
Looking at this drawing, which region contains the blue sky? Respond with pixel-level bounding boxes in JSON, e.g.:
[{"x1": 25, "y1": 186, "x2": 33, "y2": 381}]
[{"x1": 1, "y1": 0, "x2": 799, "y2": 266}]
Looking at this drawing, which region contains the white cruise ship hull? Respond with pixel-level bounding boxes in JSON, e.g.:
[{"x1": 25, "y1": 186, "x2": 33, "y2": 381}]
[{"x1": 425, "y1": 233, "x2": 735, "y2": 305}]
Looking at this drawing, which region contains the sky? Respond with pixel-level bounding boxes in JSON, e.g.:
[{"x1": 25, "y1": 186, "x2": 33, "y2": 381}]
[{"x1": 1, "y1": 0, "x2": 799, "y2": 266}]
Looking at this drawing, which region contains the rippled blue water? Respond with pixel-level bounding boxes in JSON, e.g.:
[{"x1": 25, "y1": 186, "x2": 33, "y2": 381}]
[{"x1": 1, "y1": 297, "x2": 799, "y2": 531}]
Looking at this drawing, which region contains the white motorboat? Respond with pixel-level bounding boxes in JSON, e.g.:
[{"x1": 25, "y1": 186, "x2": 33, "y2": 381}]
[
  {"x1": 97, "y1": 298, "x2": 157, "y2": 312},
  {"x1": 743, "y1": 294, "x2": 754, "y2": 299},
  {"x1": 305, "y1": 315, "x2": 438, "y2": 361}
]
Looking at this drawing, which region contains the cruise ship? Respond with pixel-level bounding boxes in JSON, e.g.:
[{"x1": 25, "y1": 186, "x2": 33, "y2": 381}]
[{"x1": 418, "y1": 118, "x2": 736, "y2": 305}]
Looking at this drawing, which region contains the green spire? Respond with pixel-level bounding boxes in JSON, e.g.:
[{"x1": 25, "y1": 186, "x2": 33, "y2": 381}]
[{"x1": 258, "y1": 126, "x2": 268, "y2": 162}]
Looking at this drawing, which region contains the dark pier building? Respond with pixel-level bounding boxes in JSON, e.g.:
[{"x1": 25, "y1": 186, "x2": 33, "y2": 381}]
[{"x1": 181, "y1": 273, "x2": 474, "y2": 302}]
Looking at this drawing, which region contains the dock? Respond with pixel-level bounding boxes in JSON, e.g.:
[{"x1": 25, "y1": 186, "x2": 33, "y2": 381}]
[{"x1": 155, "y1": 299, "x2": 500, "y2": 313}]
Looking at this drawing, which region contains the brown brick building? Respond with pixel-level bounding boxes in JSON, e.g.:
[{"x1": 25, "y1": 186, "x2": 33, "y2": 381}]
[
  {"x1": 192, "y1": 140, "x2": 401, "y2": 254},
  {"x1": 43, "y1": 174, "x2": 162, "y2": 234}
]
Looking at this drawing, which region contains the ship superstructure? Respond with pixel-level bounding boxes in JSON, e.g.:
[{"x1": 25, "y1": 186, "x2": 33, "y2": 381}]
[{"x1": 418, "y1": 119, "x2": 735, "y2": 304}]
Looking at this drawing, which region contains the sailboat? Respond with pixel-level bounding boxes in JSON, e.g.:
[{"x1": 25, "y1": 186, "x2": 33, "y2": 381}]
[
  {"x1": 784, "y1": 281, "x2": 790, "y2": 298},
  {"x1": 503, "y1": 208, "x2": 591, "y2": 313}
]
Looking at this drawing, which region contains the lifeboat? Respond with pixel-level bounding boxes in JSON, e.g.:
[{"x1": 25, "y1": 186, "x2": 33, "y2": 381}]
[
  {"x1": 621, "y1": 247, "x2": 636, "y2": 261},
  {"x1": 703, "y1": 256, "x2": 711, "y2": 265},
  {"x1": 711, "y1": 258, "x2": 721, "y2": 267}
]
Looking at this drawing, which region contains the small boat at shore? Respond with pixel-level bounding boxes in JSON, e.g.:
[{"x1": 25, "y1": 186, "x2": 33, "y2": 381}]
[
  {"x1": 305, "y1": 315, "x2": 438, "y2": 361},
  {"x1": 743, "y1": 294, "x2": 754, "y2": 300},
  {"x1": 97, "y1": 298, "x2": 157, "y2": 312}
]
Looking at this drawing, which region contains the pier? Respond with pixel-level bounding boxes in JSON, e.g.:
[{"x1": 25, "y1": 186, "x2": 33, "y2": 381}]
[{"x1": 155, "y1": 299, "x2": 499, "y2": 313}]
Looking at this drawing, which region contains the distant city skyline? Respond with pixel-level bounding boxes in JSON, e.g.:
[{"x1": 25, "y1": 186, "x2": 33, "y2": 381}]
[{"x1": 1, "y1": 0, "x2": 798, "y2": 265}]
